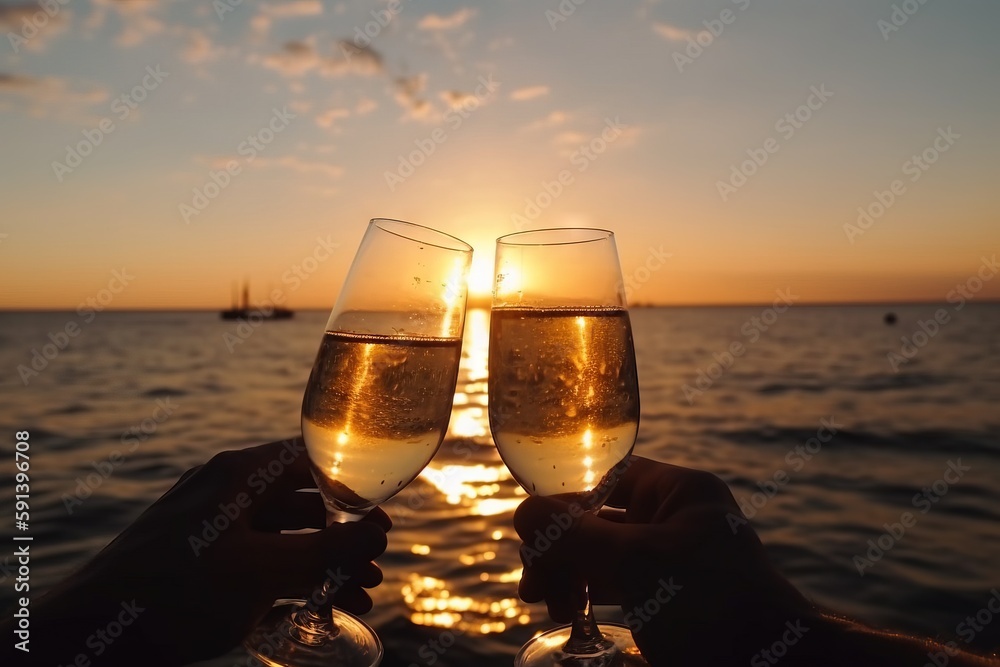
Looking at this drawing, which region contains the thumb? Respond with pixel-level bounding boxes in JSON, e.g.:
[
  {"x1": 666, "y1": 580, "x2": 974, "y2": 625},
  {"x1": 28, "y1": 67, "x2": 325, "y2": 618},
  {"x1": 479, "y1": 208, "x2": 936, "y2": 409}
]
[
  {"x1": 513, "y1": 496, "x2": 633, "y2": 564},
  {"x1": 261, "y1": 520, "x2": 388, "y2": 594},
  {"x1": 313, "y1": 520, "x2": 388, "y2": 566},
  {"x1": 514, "y1": 496, "x2": 639, "y2": 618}
]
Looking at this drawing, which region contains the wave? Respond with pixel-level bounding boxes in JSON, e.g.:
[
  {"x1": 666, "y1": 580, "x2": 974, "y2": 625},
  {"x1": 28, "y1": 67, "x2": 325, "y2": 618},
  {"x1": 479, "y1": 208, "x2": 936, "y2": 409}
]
[
  {"x1": 141, "y1": 386, "x2": 189, "y2": 398},
  {"x1": 46, "y1": 402, "x2": 92, "y2": 415},
  {"x1": 708, "y1": 426, "x2": 999, "y2": 456},
  {"x1": 755, "y1": 371, "x2": 953, "y2": 396}
]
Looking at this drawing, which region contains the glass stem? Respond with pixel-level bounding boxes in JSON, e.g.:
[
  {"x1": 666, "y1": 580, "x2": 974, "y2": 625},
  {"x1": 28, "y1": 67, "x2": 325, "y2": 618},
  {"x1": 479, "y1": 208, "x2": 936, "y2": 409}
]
[
  {"x1": 288, "y1": 578, "x2": 340, "y2": 645},
  {"x1": 286, "y1": 506, "x2": 366, "y2": 643},
  {"x1": 562, "y1": 585, "x2": 614, "y2": 656}
]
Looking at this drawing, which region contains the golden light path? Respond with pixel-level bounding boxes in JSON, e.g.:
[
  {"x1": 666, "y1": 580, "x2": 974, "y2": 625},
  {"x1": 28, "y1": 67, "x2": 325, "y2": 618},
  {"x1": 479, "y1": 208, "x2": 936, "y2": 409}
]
[
  {"x1": 402, "y1": 573, "x2": 531, "y2": 635},
  {"x1": 401, "y1": 308, "x2": 533, "y2": 635}
]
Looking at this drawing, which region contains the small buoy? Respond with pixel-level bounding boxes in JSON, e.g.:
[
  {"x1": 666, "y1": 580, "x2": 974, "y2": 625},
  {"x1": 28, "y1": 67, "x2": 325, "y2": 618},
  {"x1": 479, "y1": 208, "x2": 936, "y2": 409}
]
[{"x1": 884, "y1": 312, "x2": 897, "y2": 325}]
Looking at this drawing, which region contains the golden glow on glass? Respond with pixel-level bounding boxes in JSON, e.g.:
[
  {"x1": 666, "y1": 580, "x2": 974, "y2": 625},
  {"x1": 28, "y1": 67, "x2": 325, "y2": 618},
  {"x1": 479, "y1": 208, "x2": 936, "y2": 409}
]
[
  {"x1": 537, "y1": 632, "x2": 569, "y2": 648},
  {"x1": 440, "y1": 256, "x2": 468, "y2": 338},
  {"x1": 494, "y1": 265, "x2": 524, "y2": 302},
  {"x1": 582, "y1": 450, "x2": 596, "y2": 486},
  {"x1": 411, "y1": 544, "x2": 431, "y2": 555},
  {"x1": 574, "y1": 315, "x2": 598, "y2": 491},
  {"x1": 325, "y1": 342, "x2": 373, "y2": 478}
]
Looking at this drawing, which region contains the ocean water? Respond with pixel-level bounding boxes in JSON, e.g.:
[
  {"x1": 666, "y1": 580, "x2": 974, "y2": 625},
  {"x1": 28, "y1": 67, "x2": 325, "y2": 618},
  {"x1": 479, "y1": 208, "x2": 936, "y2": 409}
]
[{"x1": 1, "y1": 305, "x2": 998, "y2": 665}]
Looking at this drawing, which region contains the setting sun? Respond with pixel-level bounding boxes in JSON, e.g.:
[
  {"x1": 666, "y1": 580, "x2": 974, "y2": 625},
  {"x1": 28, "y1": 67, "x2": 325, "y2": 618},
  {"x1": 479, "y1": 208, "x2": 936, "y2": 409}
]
[{"x1": 468, "y1": 253, "x2": 495, "y2": 298}]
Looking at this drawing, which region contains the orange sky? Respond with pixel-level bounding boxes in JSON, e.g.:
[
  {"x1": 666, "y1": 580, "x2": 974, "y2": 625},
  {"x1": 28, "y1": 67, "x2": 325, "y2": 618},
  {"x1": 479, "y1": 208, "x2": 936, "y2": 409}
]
[{"x1": 2, "y1": 1, "x2": 998, "y2": 309}]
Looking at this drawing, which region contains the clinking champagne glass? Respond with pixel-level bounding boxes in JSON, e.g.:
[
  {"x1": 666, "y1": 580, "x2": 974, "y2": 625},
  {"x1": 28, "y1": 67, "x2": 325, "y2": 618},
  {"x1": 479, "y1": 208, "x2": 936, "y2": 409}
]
[
  {"x1": 488, "y1": 228, "x2": 648, "y2": 667},
  {"x1": 245, "y1": 219, "x2": 473, "y2": 667}
]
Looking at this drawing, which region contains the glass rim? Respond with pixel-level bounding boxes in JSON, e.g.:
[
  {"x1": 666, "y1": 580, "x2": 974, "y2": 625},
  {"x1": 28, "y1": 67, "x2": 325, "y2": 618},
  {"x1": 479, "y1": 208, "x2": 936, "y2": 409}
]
[
  {"x1": 496, "y1": 227, "x2": 614, "y2": 247},
  {"x1": 371, "y1": 218, "x2": 472, "y2": 253}
]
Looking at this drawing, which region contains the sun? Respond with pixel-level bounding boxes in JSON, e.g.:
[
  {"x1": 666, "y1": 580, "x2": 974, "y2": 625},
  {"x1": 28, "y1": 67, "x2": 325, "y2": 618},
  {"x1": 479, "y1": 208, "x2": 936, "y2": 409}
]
[{"x1": 467, "y1": 252, "x2": 494, "y2": 298}]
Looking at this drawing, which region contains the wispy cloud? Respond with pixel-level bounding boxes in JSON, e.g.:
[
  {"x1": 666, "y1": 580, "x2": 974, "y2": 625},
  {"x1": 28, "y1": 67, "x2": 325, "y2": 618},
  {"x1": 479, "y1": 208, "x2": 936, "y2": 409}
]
[
  {"x1": 118, "y1": 12, "x2": 164, "y2": 48},
  {"x1": 181, "y1": 29, "x2": 223, "y2": 65},
  {"x1": 0, "y1": 74, "x2": 108, "y2": 122},
  {"x1": 0, "y1": 74, "x2": 35, "y2": 88},
  {"x1": 262, "y1": 0, "x2": 323, "y2": 18},
  {"x1": 255, "y1": 155, "x2": 344, "y2": 180},
  {"x1": 440, "y1": 90, "x2": 478, "y2": 109},
  {"x1": 261, "y1": 40, "x2": 382, "y2": 78},
  {"x1": 635, "y1": 0, "x2": 664, "y2": 21},
  {"x1": 251, "y1": 14, "x2": 270, "y2": 36},
  {"x1": 252, "y1": 0, "x2": 323, "y2": 36},
  {"x1": 417, "y1": 7, "x2": 477, "y2": 31},
  {"x1": 393, "y1": 73, "x2": 432, "y2": 120},
  {"x1": 330, "y1": 40, "x2": 382, "y2": 76},
  {"x1": 523, "y1": 110, "x2": 570, "y2": 131},
  {"x1": 652, "y1": 22, "x2": 699, "y2": 42},
  {"x1": 262, "y1": 40, "x2": 318, "y2": 76},
  {"x1": 554, "y1": 130, "x2": 588, "y2": 146},
  {"x1": 355, "y1": 96, "x2": 378, "y2": 115},
  {"x1": 1, "y1": 2, "x2": 70, "y2": 52},
  {"x1": 510, "y1": 85, "x2": 549, "y2": 102},
  {"x1": 83, "y1": 0, "x2": 166, "y2": 48},
  {"x1": 0, "y1": 3, "x2": 37, "y2": 26},
  {"x1": 315, "y1": 107, "x2": 350, "y2": 128}
]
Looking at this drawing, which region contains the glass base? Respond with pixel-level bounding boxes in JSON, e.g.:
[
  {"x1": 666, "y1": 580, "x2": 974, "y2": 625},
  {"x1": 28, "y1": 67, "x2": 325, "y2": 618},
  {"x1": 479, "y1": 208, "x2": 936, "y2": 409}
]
[
  {"x1": 244, "y1": 599, "x2": 383, "y2": 667},
  {"x1": 515, "y1": 623, "x2": 648, "y2": 667}
]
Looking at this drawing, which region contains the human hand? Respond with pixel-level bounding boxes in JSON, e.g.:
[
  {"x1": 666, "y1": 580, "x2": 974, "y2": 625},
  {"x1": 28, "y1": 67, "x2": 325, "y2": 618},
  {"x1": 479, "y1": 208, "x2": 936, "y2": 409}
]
[
  {"x1": 513, "y1": 456, "x2": 815, "y2": 666},
  {"x1": 31, "y1": 438, "x2": 389, "y2": 666}
]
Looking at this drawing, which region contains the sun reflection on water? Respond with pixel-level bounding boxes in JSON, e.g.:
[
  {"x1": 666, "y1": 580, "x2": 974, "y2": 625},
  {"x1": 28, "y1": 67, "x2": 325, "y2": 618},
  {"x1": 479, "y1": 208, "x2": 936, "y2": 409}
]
[
  {"x1": 449, "y1": 408, "x2": 489, "y2": 438},
  {"x1": 399, "y1": 308, "x2": 539, "y2": 636},
  {"x1": 448, "y1": 309, "x2": 491, "y2": 438},
  {"x1": 402, "y1": 573, "x2": 532, "y2": 634},
  {"x1": 479, "y1": 567, "x2": 523, "y2": 583},
  {"x1": 418, "y1": 463, "x2": 524, "y2": 507}
]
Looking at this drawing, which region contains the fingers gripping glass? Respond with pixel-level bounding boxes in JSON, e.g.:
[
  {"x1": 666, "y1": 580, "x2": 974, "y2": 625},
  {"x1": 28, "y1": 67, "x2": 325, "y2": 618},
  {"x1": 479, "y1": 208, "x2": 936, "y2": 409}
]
[
  {"x1": 245, "y1": 219, "x2": 473, "y2": 667},
  {"x1": 488, "y1": 228, "x2": 648, "y2": 666}
]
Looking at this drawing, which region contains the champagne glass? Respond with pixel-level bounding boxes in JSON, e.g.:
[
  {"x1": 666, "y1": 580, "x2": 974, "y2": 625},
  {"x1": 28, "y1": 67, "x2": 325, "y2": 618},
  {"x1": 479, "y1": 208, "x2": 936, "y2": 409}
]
[
  {"x1": 488, "y1": 228, "x2": 647, "y2": 667},
  {"x1": 245, "y1": 218, "x2": 473, "y2": 667}
]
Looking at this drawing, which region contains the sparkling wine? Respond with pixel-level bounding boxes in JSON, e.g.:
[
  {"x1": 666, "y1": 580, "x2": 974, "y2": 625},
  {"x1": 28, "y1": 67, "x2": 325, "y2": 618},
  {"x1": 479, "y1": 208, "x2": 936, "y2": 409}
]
[
  {"x1": 302, "y1": 331, "x2": 462, "y2": 516},
  {"x1": 488, "y1": 307, "x2": 639, "y2": 508}
]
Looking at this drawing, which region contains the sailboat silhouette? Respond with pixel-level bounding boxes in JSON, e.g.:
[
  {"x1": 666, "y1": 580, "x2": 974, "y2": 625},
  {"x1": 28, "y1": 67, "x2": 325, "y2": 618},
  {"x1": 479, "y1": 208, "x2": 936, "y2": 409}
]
[{"x1": 220, "y1": 282, "x2": 293, "y2": 320}]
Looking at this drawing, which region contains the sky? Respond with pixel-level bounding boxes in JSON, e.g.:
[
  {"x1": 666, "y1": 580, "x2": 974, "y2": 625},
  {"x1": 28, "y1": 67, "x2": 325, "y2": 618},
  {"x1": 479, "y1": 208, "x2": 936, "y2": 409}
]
[{"x1": 1, "y1": 0, "x2": 998, "y2": 309}]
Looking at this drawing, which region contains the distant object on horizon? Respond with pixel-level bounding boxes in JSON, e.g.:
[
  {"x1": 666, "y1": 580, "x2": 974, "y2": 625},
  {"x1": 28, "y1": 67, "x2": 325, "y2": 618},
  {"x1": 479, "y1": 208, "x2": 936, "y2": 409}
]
[
  {"x1": 884, "y1": 312, "x2": 897, "y2": 325},
  {"x1": 220, "y1": 283, "x2": 293, "y2": 320}
]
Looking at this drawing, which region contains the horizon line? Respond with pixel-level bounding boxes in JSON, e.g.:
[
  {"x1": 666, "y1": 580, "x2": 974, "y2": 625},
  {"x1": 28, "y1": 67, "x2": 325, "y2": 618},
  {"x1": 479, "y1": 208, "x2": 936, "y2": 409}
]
[{"x1": 1, "y1": 299, "x2": 998, "y2": 313}]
